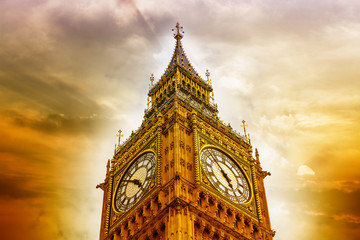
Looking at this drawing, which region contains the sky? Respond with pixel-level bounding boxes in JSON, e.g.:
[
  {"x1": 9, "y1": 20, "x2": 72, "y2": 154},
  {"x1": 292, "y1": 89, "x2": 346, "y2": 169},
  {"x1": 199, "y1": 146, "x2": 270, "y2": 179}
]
[{"x1": 0, "y1": 0, "x2": 360, "y2": 239}]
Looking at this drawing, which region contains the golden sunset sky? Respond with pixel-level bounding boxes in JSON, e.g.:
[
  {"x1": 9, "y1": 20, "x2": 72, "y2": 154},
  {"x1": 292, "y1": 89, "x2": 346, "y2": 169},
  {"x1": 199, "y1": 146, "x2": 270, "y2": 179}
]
[{"x1": 1, "y1": 0, "x2": 360, "y2": 239}]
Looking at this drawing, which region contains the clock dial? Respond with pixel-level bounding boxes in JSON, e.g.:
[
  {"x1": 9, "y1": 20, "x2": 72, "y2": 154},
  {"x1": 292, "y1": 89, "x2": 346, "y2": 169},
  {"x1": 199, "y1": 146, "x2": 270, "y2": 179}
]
[
  {"x1": 114, "y1": 152, "x2": 156, "y2": 212},
  {"x1": 200, "y1": 148, "x2": 250, "y2": 203}
]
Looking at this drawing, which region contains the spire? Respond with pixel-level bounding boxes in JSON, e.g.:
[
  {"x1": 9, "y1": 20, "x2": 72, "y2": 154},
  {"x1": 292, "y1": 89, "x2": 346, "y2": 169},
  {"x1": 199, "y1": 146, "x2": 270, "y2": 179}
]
[
  {"x1": 145, "y1": 23, "x2": 217, "y2": 121},
  {"x1": 163, "y1": 22, "x2": 200, "y2": 79}
]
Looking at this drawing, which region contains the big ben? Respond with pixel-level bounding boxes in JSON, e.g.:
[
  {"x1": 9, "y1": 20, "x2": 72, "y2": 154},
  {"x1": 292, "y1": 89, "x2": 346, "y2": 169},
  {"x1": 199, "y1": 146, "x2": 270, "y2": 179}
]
[{"x1": 98, "y1": 23, "x2": 275, "y2": 240}]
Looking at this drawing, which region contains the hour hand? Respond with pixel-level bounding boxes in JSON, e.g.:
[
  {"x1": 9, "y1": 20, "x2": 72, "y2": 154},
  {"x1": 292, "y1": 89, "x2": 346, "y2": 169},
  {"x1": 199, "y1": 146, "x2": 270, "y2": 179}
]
[
  {"x1": 216, "y1": 162, "x2": 233, "y2": 189},
  {"x1": 221, "y1": 169, "x2": 233, "y2": 189},
  {"x1": 123, "y1": 179, "x2": 142, "y2": 187}
]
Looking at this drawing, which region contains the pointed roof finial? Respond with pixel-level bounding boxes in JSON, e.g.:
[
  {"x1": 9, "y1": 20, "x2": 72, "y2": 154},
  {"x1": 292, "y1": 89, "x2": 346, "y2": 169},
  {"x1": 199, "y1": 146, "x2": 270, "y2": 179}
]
[
  {"x1": 150, "y1": 73, "x2": 154, "y2": 87},
  {"x1": 172, "y1": 22, "x2": 184, "y2": 39},
  {"x1": 205, "y1": 69, "x2": 210, "y2": 83},
  {"x1": 255, "y1": 148, "x2": 260, "y2": 164},
  {"x1": 106, "y1": 159, "x2": 110, "y2": 174}
]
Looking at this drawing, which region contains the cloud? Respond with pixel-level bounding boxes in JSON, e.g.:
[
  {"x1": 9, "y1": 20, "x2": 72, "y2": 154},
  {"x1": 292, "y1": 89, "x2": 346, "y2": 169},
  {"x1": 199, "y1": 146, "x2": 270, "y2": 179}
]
[
  {"x1": 1, "y1": 0, "x2": 360, "y2": 239},
  {"x1": 333, "y1": 214, "x2": 360, "y2": 224},
  {"x1": 299, "y1": 180, "x2": 360, "y2": 194},
  {"x1": 270, "y1": 202, "x2": 290, "y2": 216},
  {"x1": 0, "y1": 174, "x2": 43, "y2": 199},
  {"x1": 11, "y1": 112, "x2": 108, "y2": 135},
  {"x1": 297, "y1": 165, "x2": 315, "y2": 176},
  {"x1": 0, "y1": 73, "x2": 104, "y2": 116},
  {"x1": 305, "y1": 210, "x2": 326, "y2": 217},
  {"x1": 268, "y1": 183, "x2": 360, "y2": 239}
]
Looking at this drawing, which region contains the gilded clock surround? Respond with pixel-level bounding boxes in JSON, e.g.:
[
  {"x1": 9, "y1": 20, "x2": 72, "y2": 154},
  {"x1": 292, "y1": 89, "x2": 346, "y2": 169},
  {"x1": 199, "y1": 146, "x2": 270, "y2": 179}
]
[
  {"x1": 109, "y1": 134, "x2": 160, "y2": 227},
  {"x1": 98, "y1": 23, "x2": 275, "y2": 240},
  {"x1": 112, "y1": 149, "x2": 157, "y2": 214},
  {"x1": 199, "y1": 145, "x2": 253, "y2": 204}
]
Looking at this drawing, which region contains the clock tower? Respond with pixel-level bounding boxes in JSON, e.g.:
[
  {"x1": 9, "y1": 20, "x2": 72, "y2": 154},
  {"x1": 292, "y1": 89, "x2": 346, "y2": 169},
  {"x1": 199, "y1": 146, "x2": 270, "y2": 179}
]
[{"x1": 98, "y1": 23, "x2": 275, "y2": 240}]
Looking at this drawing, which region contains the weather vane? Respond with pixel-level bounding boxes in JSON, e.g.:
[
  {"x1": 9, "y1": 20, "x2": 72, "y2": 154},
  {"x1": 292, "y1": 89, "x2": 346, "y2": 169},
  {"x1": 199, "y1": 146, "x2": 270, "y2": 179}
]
[{"x1": 172, "y1": 22, "x2": 184, "y2": 39}]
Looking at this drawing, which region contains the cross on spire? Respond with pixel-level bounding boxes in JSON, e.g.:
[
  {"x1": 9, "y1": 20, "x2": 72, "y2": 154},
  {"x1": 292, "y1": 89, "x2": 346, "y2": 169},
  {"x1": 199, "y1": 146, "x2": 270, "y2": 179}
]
[
  {"x1": 172, "y1": 22, "x2": 184, "y2": 39},
  {"x1": 241, "y1": 120, "x2": 248, "y2": 138},
  {"x1": 116, "y1": 129, "x2": 123, "y2": 146}
]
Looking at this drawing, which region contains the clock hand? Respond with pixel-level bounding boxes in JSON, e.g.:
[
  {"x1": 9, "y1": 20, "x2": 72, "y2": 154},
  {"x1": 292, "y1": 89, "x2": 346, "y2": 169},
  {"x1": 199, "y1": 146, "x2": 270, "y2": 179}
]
[
  {"x1": 123, "y1": 179, "x2": 142, "y2": 187},
  {"x1": 221, "y1": 169, "x2": 233, "y2": 188},
  {"x1": 213, "y1": 162, "x2": 243, "y2": 202},
  {"x1": 209, "y1": 152, "x2": 234, "y2": 189},
  {"x1": 226, "y1": 175, "x2": 244, "y2": 198},
  {"x1": 208, "y1": 151, "x2": 244, "y2": 202},
  {"x1": 133, "y1": 179, "x2": 142, "y2": 187}
]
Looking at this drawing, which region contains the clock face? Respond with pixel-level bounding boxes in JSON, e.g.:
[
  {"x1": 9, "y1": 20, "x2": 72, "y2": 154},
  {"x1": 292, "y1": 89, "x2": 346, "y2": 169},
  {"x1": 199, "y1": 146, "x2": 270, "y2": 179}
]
[
  {"x1": 200, "y1": 148, "x2": 251, "y2": 203},
  {"x1": 114, "y1": 152, "x2": 156, "y2": 212}
]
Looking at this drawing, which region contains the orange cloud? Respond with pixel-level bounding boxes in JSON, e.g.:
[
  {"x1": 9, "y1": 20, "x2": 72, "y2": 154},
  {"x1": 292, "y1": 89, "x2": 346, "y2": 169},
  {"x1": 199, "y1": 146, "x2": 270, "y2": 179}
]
[{"x1": 1, "y1": 0, "x2": 360, "y2": 239}]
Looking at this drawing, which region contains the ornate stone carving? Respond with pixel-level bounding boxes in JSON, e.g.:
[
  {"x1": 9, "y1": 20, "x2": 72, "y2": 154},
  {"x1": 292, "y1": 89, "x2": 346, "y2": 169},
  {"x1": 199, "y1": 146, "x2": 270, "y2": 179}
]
[
  {"x1": 180, "y1": 158, "x2": 185, "y2": 167},
  {"x1": 180, "y1": 140, "x2": 185, "y2": 149},
  {"x1": 186, "y1": 162, "x2": 192, "y2": 171}
]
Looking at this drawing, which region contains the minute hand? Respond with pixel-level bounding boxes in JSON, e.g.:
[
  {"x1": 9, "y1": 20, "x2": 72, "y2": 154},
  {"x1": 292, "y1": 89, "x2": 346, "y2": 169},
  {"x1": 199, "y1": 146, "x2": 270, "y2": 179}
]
[{"x1": 209, "y1": 152, "x2": 233, "y2": 189}]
